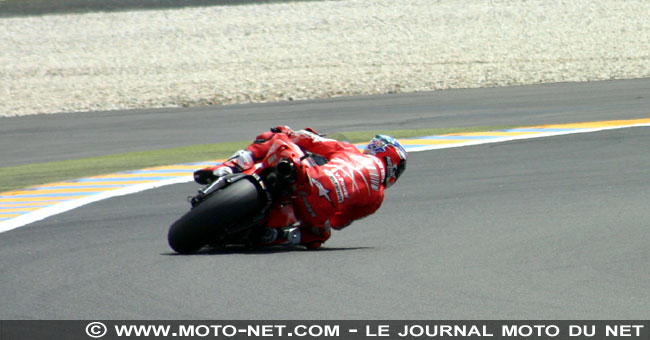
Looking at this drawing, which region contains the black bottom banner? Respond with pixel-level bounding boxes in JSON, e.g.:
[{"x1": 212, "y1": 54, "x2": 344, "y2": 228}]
[{"x1": 1, "y1": 321, "x2": 648, "y2": 340}]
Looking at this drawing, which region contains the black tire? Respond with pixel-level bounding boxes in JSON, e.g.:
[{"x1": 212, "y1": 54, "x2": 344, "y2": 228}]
[{"x1": 167, "y1": 176, "x2": 267, "y2": 253}]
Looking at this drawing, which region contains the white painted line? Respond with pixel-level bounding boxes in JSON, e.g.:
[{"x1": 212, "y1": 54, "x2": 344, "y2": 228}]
[
  {"x1": 0, "y1": 176, "x2": 191, "y2": 234},
  {"x1": 404, "y1": 123, "x2": 650, "y2": 152}
]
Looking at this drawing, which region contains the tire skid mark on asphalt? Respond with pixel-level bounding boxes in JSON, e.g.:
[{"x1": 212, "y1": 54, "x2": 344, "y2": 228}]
[{"x1": 1, "y1": 119, "x2": 649, "y2": 233}]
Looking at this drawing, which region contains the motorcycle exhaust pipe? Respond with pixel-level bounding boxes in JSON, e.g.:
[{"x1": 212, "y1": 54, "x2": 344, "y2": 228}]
[{"x1": 276, "y1": 159, "x2": 296, "y2": 183}]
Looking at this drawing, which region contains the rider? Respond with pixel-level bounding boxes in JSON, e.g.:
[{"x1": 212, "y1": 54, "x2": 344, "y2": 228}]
[{"x1": 193, "y1": 126, "x2": 407, "y2": 249}]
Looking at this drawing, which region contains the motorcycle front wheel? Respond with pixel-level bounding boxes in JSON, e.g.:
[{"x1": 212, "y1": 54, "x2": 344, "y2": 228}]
[{"x1": 167, "y1": 176, "x2": 267, "y2": 254}]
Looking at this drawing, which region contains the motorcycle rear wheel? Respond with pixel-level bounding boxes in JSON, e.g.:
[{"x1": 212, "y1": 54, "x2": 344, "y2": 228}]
[{"x1": 167, "y1": 176, "x2": 266, "y2": 254}]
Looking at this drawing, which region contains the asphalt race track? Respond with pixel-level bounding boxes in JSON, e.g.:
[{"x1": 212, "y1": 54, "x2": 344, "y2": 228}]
[
  {"x1": 3, "y1": 79, "x2": 650, "y2": 166},
  {"x1": 1, "y1": 79, "x2": 649, "y2": 319}
]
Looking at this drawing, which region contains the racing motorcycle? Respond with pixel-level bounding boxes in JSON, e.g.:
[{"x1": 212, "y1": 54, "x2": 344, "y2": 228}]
[{"x1": 167, "y1": 138, "x2": 316, "y2": 254}]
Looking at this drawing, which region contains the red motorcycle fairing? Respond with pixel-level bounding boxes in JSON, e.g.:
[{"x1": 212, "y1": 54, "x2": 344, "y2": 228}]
[
  {"x1": 171, "y1": 133, "x2": 333, "y2": 253},
  {"x1": 233, "y1": 136, "x2": 321, "y2": 246},
  {"x1": 266, "y1": 203, "x2": 298, "y2": 229},
  {"x1": 253, "y1": 137, "x2": 327, "y2": 246}
]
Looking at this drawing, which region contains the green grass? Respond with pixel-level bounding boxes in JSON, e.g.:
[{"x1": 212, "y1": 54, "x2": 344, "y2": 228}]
[
  {"x1": 0, "y1": 141, "x2": 249, "y2": 193},
  {"x1": 0, "y1": 126, "x2": 513, "y2": 193}
]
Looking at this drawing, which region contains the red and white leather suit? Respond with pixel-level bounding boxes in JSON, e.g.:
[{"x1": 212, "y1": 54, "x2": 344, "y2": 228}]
[{"x1": 197, "y1": 127, "x2": 387, "y2": 247}]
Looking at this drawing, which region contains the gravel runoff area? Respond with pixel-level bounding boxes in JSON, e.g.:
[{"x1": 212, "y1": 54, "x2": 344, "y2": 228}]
[{"x1": 1, "y1": 0, "x2": 650, "y2": 117}]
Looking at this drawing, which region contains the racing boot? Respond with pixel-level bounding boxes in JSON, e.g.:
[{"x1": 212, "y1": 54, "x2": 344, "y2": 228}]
[{"x1": 193, "y1": 166, "x2": 233, "y2": 184}]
